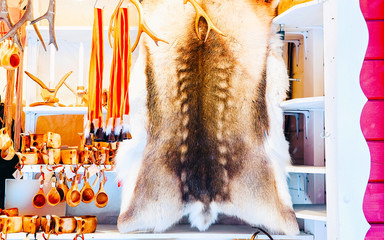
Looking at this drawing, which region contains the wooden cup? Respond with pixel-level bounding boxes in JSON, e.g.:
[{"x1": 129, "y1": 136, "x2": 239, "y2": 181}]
[
  {"x1": 80, "y1": 176, "x2": 94, "y2": 204},
  {"x1": 75, "y1": 215, "x2": 97, "y2": 234},
  {"x1": 46, "y1": 178, "x2": 61, "y2": 206},
  {"x1": 0, "y1": 215, "x2": 23, "y2": 233},
  {"x1": 45, "y1": 132, "x2": 61, "y2": 149},
  {"x1": 62, "y1": 149, "x2": 78, "y2": 165},
  {"x1": 1, "y1": 144, "x2": 15, "y2": 160},
  {"x1": 40, "y1": 215, "x2": 54, "y2": 234},
  {"x1": 95, "y1": 180, "x2": 108, "y2": 208},
  {"x1": 66, "y1": 176, "x2": 81, "y2": 207},
  {"x1": 30, "y1": 134, "x2": 47, "y2": 150},
  {"x1": 32, "y1": 185, "x2": 47, "y2": 209},
  {"x1": 18, "y1": 152, "x2": 38, "y2": 165},
  {"x1": 2, "y1": 208, "x2": 18, "y2": 217},
  {"x1": 22, "y1": 215, "x2": 40, "y2": 234},
  {"x1": 52, "y1": 216, "x2": 76, "y2": 234}
]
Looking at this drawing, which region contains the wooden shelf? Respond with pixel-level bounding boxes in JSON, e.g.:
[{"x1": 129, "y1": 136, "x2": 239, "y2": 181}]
[
  {"x1": 294, "y1": 205, "x2": 327, "y2": 221},
  {"x1": 273, "y1": 0, "x2": 323, "y2": 30},
  {"x1": 6, "y1": 224, "x2": 314, "y2": 240},
  {"x1": 280, "y1": 97, "x2": 324, "y2": 111},
  {"x1": 287, "y1": 165, "x2": 326, "y2": 174}
]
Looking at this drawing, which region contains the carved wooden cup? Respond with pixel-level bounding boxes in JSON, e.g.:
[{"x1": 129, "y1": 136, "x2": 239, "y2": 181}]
[
  {"x1": 75, "y1": 215, "x2": 97, "y2": 234},
  {"x1": 52, "y1": 216, "x2": 76, "y2": 234},
  {"x1": 22, "y1": 215, "x2": 40, "y2": 234}
]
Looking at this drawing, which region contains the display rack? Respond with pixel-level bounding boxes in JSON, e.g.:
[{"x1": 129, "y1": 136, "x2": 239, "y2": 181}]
[{"x1": 6, "y1": 0, "x2": 370, "y2": 239}]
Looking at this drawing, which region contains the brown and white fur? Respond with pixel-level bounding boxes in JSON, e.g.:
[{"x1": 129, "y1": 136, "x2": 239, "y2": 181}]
[{"x1": 115, "y1": 0, "x2": 299, "y2": 235}]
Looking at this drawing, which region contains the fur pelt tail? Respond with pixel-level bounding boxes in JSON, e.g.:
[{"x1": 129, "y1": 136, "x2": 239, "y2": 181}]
[{"x1": 184, "y1": 202, "x2": 219, "y2": 231}]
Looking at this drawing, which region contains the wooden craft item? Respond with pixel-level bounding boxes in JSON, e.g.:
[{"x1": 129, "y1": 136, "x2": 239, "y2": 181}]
[
  {"x1": 1, "y1": 144, "x2": 15, "y2": 160},
  {"x1": 56, "y1": 173, "x2": 69, "y2": 202},
  {"x1": 32, "y1": 183, "x2": 46, "y2": 208},
  {"x1": 45, "y1": 132, "x2": 61, "y2": 149},
  {"x1": 52, "y1": 216, "x2": 76, "y2": 234},
  {"x1": 29, "y1": 134, "x2": 46, "y2": 150},
  {"x1": 75, "y1": 215, "x2": 97, "y2": 234},
  {"x1": 21, "y1": 135, "x2": 30, "y2": 153},
  {"x1": 22, "y1": 215, "x2": 40, "y2": 234},
  {"x1": 0, "y1": 41, "x2": 20, "y2": 70},
  {"x1": 80, "y1": 149, "x2": 91, "y2": 164},
  {"x1": 66, "y1": 176, "x2": 81, "y2": 207},
  {"x1": 1, "y1": 208, "x2": 18, "y2": 217},
  {"x1": 18, "y1": 152, "x2": 38, "y2": 165},
  {"x1": 95, "y1": 179, "x2": 108, "y2": 208},
  {"x1": 61, "y1": 149, "x2": 78, "y2": 165},
  {"x1": 25, "y1": 70, "x2": 72, "y2": 107},
  {"x1": 80, "y1": 174, "x2": 94, "y2": 204},
  {"x1": 0, "y1": 216, "x2": 22, "y2": 233},
  {"x1": 48, "y1": 148, "x2": 61, "y2": 165},
  {"x1": 46, "y1": 177, "x2": 60, "y2": 206},
  {"x1": 40, "y1": 216, "x2": 53, "y2": 234},
  {"x1": 0, "y1": 128, "x2": 12, "y2": 151}
]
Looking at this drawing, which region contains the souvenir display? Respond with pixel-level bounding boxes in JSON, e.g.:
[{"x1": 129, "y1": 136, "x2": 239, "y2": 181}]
[{"x1": 0, "y1": 0, "x2": 328, "y2": 238}]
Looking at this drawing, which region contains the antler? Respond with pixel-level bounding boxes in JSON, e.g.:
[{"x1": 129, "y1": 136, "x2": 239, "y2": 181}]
[
  {"x1": 0, "y1": 0, "x2": 46, "y2": 51},
  {"x1": 0, "y1": 0, "x2": 22, "y2": 51},
  {"x1": 130, "y1": 0, "x2": 168, "y2": 52},
  {"x1": 183, "y1": 0, "x2": 225, "y2": 41},
  {"x1": 31, "y1": 0, "x2": 58, "y2": 50},
  {"x1": 64, "y1": 82, "x2": 76, "y2": 95},
  {"x1": 53, "y1": 71, "x2": 72, "y2": 97},
  {"x1": 24, "y1": 71, "x2": 51, "y2": 91}
]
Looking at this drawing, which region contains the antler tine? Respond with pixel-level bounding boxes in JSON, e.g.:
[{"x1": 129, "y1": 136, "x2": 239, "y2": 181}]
[
  {"x1": 0, "y1": 0, "x2": 33, "y2": 43},
  {"x1": 53, "y1": 71, "x2": 72, "y2": 97},
  {"x1": 0, "y1": 0, "x2": 23, "y2": 51},
  {"x1": 0, "y1": 0, "x2": 46, "y2": 51},
  {"x1": 129, "y1": 0, "x2": 168, "y2": 52},
  {"x1": 24, "y1": 71, "x2": 52, "y2": 91},
  {"x1": 31, "y1": 0, "x2": 58, "y2": 50},
  {"x1": 64, "y1": 82, "x2": 77, "y2": 96},
  {"x1": 183, "y1": 0, "x2": 225, "y2": 41}
]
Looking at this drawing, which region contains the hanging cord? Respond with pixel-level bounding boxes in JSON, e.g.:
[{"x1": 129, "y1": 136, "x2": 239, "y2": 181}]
[{"x1": 251, "y1": 227, "x2": 274, "y2": 240}]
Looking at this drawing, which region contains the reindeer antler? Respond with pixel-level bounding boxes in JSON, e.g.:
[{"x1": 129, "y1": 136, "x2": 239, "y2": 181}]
[
  {"x1": 31, "y1": 0, "x2": 58, "y2": 50},
  {"x1": 129, "y1": 0, "x2": 168, "y2": 52},
  {"x1": 184, "y1": 0, "x2": 225, "y2": 41},
  {"x1": 0, "y1": 0, "x2": 22, "y2": 51},
  {"x1": 0, "y1": 0, "x2": 46, "y2": 51}
]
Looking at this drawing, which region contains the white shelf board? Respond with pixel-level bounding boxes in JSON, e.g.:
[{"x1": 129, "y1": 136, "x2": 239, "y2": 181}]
[
  {"x1": 294, "y1": 204, "x2": 327, "y2": 221},
  {"x1": 20, "y1": 164, "x2": 114, "y2": 173},
  {"x1": 273, "y1": 0, "x2": 323, "y2": 30},
  {"x1": 287, "y1": 165, "x2": 326, "y2": 174},
  {"x1": 280, "y1": 96, "x2": 324, "y2": 111},
  {"x1": 24, "y1": 106, "x2": 89, "y2": 115},
  {"x1": 6, "y1": 224, "x2": 314, "y2": 240}
]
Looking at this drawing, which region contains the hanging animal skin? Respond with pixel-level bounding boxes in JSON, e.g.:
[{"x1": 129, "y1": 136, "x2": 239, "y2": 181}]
[{"x1": 115, "y1": 0, "x2": 299, "y2": 235}]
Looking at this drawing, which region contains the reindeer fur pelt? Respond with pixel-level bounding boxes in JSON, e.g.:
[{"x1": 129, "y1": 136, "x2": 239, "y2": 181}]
[{"x1": 115, "y1": 0, "x2": 299, "y2": 235}]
